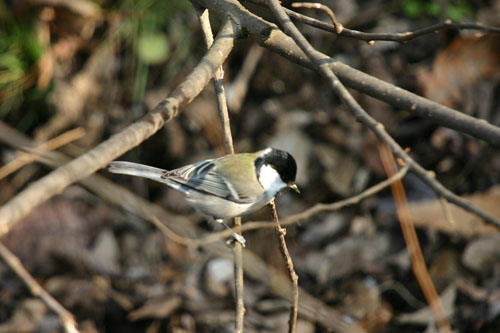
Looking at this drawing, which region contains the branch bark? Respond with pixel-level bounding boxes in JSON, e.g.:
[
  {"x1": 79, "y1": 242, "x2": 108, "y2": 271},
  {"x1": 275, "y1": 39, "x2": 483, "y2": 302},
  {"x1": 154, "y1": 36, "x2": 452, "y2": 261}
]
[
  {"x1": 0, "y1": 17, "x2": 239, "y2": 236},
  {"x1": 270, "y1": 200, "x2": 298, "y2": 333},
  {"x1": 196, "y1": 0, "x2": 500, "y2": 146},
  {"x1": 195, "y1": 7, "x2": 245, "y2": 332}
]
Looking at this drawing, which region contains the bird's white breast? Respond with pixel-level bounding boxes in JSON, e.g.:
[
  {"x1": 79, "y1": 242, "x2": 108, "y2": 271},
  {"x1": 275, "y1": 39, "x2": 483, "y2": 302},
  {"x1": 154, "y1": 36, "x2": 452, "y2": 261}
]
[{"x1": 258, "y1": 164, "x2": 286, "y2": 196}]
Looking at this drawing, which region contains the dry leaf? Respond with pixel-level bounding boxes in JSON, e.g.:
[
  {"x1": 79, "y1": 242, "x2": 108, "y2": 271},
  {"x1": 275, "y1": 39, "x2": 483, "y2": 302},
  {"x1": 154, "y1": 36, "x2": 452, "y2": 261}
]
[
  {"x1": 409, "y1": 186, "x2": 500, "y2": 237},
  {"x1": 417, "y1": 35, "x2": 500, "y2": 108}
]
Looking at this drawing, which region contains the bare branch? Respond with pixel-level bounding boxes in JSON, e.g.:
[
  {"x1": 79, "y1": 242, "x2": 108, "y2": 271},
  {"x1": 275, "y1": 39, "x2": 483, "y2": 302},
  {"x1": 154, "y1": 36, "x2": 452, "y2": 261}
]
[
  {"x1": 0, "y1": 241, "x2": 80, "y2": 333},
  {"x1": 192, "y1": 164, "x2": 410, "y2": 243},
  {"x1": 195, "y1": 6, "x2": 245, "y2": 331},
  {"x1": 0, "y1": 127, "x2": 85, "y2": 180},
  {"x1": 0, "y1": 18, "x2": 239, "y2": 237},
  {"x1": 196, "y1": 6, "x2": 235, "y2": 155},
  {"x1": 264, "y1": 1, "x2": 455, "y2": 329},
  {"x1": 270, "y1": 200, "x2": 298, "y2": 333},
  {"x1": 248, "y1": 0, "x2": 500, "y2": 42},
  {"x1": 197, "y1": 0, "x2": 500, "y2": 146},
  {"x1": 291, "y1": 2, "x2": 343, "y2": 34},
  {"x1": 231, "y1": 224, "x2": 245, "y2": 332},
  {"x1": 290, "y1": 14, "x2": 500, "y2": 43}
]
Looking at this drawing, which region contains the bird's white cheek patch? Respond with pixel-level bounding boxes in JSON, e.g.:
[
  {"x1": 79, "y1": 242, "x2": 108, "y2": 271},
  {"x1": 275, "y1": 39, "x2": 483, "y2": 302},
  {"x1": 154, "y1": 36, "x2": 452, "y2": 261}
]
[{"x1": 258, "y1": 164, "x2": 286, "y2": 195}]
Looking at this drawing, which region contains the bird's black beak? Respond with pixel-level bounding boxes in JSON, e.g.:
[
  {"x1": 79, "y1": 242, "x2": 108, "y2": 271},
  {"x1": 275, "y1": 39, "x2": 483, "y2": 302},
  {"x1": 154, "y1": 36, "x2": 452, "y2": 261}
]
[{"x1": 288, "y1": 182, "x2": 300, "y2": 193}]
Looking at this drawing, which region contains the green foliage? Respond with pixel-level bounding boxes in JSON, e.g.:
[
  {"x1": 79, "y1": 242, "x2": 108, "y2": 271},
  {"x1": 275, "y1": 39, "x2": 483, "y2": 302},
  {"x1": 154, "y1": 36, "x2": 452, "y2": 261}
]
[
  {"x1": 137, "y1": 33, "x2": 169, "y2": 64},
  {"x1": 0, "y1": 7, "x2": 45, "y2": 118},
  {"x1": 115, "y1": 0, "x2": 194, "y2": 104},
  {"x1": 0, "y1": 0, "x2": 196, "y2": 127},
  {"x1": 402, "y1": 0, "x2": 473, "y2": 21}
]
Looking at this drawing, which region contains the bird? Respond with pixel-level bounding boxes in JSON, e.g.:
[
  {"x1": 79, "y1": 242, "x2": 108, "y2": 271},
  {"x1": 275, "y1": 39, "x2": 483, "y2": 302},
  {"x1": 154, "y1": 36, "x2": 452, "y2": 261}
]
[{"x1": 108, "y1": 147, "x2": 299, "y2": 246}]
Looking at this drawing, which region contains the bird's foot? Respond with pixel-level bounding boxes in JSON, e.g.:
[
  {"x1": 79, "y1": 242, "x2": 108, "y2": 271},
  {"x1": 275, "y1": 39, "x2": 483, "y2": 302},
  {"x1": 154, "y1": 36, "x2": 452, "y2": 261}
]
[
  {"x1": 214, "y1": 218, "x2": 246, "y2": 247},
  {"x1": 226, "y1": 233, "x2": 246, "y2": 247}
]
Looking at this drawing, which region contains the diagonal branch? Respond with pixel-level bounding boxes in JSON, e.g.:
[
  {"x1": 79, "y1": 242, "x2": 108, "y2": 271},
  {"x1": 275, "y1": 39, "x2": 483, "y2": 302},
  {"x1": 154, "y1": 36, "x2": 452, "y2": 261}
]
[
  {"x1": 0, "y1": 17, "x2": 239, "y2": 236},
  {"x1": 187, "y1": 164, "x2": 410, "y2": 244},
  {"x1": 0, "y1": 242, "x2": 80, "y2": 333},
  {"x1": 196, "y1": 0, "x2": 500, "y2": 146}
]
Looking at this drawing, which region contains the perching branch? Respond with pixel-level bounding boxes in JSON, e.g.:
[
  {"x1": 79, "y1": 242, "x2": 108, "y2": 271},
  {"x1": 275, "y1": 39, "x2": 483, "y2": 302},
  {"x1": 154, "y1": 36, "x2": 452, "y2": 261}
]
[
  {"x1": 0, "y1": 17, "x2": 239, "y2": 237},
  {"x1": 270, "y1": 200, "x2": 299, "y2": 333},
  {"x1": 189, "y1": 164, "x2": 410, "y2": 244},
  {"x1": 195, "y1": 6, "x2": 245, "y2": 332}
]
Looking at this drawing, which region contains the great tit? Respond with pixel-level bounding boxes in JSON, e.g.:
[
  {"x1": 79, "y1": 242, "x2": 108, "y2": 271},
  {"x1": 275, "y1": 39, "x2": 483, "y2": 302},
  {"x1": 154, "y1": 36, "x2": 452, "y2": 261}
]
[{"x1": 108, "y1": 147, "x2": 299, "y2": 245}]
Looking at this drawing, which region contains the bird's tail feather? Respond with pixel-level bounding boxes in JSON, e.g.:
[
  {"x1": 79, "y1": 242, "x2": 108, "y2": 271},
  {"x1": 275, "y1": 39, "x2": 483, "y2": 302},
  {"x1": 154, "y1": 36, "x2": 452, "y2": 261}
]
[{"x1": 108, "y1": 161, "x2": 180, "y2": 189}]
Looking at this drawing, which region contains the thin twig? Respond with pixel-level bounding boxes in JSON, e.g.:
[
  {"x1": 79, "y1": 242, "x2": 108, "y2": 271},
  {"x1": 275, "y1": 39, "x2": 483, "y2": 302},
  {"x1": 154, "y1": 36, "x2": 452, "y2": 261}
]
[
  {"x1": 0, "y1": 241, "x2": 80, "y2": 333},
  {"x1": 195, "y1": 6, "x2": 235, "y2": 155},
  {"x1": 193, "y1": 164, "x2": 410, "y2": 243},
  {"x1": 378, "y1": 143, "x2": 452, "y2": 332},
  {"x1": 0, "y1": 127, "x2": 86, "y2": 180},
  {"x1": 291, "y1": 2, "x2": 343, "y2": 34},
  {"x1": 264, "y1": 0, "x2": 500, "y2": 231},
  {"x1": 439, "y1": 196, "x2": 456, "y2": 227},
  {"x1": 195, "y1": 6, "x2": 244, "y2": 332},
  {"x1": 248, "y1": 0, "x2": 500, "y2": 42},
  {"x1": 149, "y1": 215, "x2": 201, "y2": 247},
  {"x1": 227, "y1": 44, "x2": 264, "y2": 113},
  {"x1": 270, "y1": 200, "x2": 298, "y2": 333},
  {"x1": 148, "y1": 163, "x2": 409, "y2": 247},
  {"x1": 231, "y1": 217, "x2": 245, "y2": 332}
]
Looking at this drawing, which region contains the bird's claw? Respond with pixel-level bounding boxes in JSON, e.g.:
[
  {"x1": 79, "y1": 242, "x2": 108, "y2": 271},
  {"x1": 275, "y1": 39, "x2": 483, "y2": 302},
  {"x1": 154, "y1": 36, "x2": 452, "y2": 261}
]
[{"x1": 226, "y1": 233, "x2": 246, "y2": 247}]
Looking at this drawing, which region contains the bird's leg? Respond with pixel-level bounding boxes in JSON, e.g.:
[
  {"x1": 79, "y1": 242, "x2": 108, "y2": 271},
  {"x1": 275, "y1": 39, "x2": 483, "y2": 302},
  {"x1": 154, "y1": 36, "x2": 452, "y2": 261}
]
[{"x1": 214, "y1": 218, "x2": 246, "y2": 247}]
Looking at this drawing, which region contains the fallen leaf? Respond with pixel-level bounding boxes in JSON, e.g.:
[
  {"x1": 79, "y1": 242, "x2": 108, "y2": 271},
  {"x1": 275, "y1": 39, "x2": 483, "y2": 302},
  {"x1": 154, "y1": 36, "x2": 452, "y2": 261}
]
[
  {"x1": 417, "y1": 35, "x2": 500, "y2": 108},
  {"x1": 409, "y1": 186, "x2": 500, "y2": 237}
]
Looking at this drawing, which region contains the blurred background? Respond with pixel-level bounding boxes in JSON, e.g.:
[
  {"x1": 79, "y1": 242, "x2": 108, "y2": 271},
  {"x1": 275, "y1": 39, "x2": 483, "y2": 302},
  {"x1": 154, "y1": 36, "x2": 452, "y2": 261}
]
[{"x1": 1, "y1": 0, "x2": 500, "y2": 332}]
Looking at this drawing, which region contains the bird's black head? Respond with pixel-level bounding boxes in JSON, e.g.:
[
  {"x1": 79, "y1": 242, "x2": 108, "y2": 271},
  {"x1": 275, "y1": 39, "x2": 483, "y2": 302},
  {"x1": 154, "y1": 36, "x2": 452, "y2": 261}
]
[{"x1": 255, "y1": 148, "x2": 297, "y2": 184}]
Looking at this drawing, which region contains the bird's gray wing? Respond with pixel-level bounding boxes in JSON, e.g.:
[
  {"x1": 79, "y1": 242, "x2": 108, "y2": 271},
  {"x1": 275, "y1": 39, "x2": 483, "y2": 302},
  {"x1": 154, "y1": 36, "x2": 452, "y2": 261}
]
[{"x1": 161, "y1": 160, "x2": 253, "y2": 203}]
